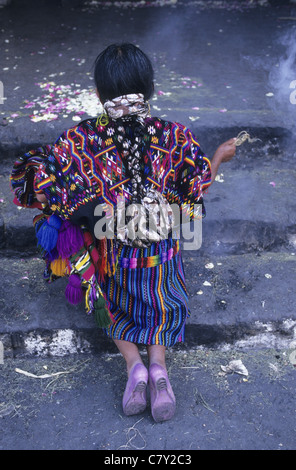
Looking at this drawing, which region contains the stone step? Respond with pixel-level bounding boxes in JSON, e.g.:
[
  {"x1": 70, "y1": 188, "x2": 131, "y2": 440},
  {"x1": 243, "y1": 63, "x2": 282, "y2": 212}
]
[{"x1": 0, "y1": 250, "x2": 295, "y2": 357}]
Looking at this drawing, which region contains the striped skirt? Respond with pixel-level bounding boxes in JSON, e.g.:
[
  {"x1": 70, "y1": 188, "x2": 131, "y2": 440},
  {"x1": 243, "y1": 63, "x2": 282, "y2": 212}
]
[{"x1": 102, "y1": 238, "x2": 190, "y2": 347}]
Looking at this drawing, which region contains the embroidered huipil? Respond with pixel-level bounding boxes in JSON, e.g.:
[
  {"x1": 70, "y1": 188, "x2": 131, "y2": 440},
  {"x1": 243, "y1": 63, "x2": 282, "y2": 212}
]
[{"x1": 32, "y1": 116, "x2": 211, "y2": 346}]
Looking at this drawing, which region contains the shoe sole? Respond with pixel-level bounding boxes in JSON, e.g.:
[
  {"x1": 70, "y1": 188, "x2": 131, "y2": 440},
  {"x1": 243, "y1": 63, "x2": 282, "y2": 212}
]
[
  {"x1": 123, "y1": 381, "x2": 147, "y2": 416},
  {"x1": 152, "y1": 401, "x2": 176, "y2": 423},
  {"x1": 151, "y1": 377, "x2": 176, "y2": 423}
]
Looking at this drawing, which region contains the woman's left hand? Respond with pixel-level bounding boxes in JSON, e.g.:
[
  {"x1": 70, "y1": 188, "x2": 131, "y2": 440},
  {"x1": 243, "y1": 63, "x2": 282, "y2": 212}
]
[{"x1": 215, "y1": 138, "x2": 237, "y2": 163}]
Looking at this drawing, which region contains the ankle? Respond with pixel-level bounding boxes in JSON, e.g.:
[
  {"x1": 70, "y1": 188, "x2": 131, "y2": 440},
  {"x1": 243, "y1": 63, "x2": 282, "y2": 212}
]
[
  {"x1": 146, "y1": 345, "x2": 166, "y2": 371},
  {"x1": 127, "y1": 359, "x2": 145, "y2": 377},
  {"x1": 149, "y1": 361, "x2": 167, "y2": 372}
]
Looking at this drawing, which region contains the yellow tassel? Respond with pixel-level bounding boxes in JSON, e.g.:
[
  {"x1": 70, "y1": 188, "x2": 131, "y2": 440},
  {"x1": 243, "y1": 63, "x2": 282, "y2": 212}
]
[
  {"x1": 50, "y1": 257, "x2": 69, "y2": 277},
  {"x1": 85, "y1": 283, "x2": 91, "y2": 312}
]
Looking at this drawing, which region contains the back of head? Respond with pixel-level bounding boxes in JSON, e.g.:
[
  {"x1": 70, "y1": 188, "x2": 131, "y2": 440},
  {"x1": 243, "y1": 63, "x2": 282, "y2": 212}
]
[{"x1": 94, "y1": 43, "x2": 154, "y2": 103}]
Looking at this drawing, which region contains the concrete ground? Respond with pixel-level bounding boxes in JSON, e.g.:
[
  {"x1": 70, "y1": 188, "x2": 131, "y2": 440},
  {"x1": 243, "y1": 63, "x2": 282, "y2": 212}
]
[
  {"x1": 0, "y1": 348, "x2": 296, "y2": 451},
  {"x1": 0, "y1": 0, "x2": 295, "y2": 451}
]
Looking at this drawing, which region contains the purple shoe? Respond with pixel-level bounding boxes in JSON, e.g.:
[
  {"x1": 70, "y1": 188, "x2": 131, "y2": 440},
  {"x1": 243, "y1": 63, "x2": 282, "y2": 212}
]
[
  {"x1": 122, "y1": 363, "x2": 148, "y2": 416},
  {"x1": 149, "y1": 364, "x2": 176, "y2": 423}
]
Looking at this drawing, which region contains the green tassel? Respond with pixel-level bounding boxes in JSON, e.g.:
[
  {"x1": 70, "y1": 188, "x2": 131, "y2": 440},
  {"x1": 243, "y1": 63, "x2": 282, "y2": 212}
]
[
  {"x1": 87, "y1": 278, "x2": 113, "y2": 328},
  {"x1": 94, "y1": 302, "x2": 112, "y2": 328},
  {"x1": 95, "y1": 295, "x2": 106, "y2": 309},
  {"x1": 93, "y1": 293, "x2": 112, "y2": 328}
]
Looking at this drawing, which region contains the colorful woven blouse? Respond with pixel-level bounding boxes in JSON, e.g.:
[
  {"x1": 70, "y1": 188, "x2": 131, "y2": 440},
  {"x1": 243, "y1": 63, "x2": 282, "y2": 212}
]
[
  {"x1": 33, "y1": 116, "x2": 211, "y2": 229},
  {"x1": 11, "y1": 115, "x2": 211, "y2": 346}
]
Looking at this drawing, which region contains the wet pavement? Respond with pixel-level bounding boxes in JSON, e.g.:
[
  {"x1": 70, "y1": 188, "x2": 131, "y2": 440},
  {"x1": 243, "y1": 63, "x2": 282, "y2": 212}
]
[
  {"x1": 0, "y1": 0, "x2": 296, "y2": 155},
  {"x1": 0, "y1": 0, "x2": 296, "y2": 451}
]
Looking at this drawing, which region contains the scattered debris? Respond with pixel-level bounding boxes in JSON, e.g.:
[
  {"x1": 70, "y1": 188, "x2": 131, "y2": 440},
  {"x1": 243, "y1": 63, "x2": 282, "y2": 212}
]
[
  {"x1": 194, "y1": 388, "x2": 215, "y2": 413},
  {"x1": 21, "y1": 82, "x2": 103, "y2": 123},
  {"x1": 15, "y1": 367, "x2": 76, "y2": 379},
  {"x1": 118, "y1": 418, "x2": 147, "y2": 450},
  {"x1": 269, "y1": 363, "x2": 279, "y2": 375},
  {"x1": 181, "y1": 366, "x2": 200, "y2": 369},
  {"x1": 215, "y1": 173, "x2": 224, "y2": 183},
  {"x1": 189, "y1": 116, "x2": 200, "y2": 121},
  {"x1": 0, "y1": 403, "x2": 19, "y2": 419},
  {"x1": 205, "y1": 263, "x2": 214, "y2": 269},
  {"x1": 220, "y1": 359, "x2": 249, "y2": 376}
]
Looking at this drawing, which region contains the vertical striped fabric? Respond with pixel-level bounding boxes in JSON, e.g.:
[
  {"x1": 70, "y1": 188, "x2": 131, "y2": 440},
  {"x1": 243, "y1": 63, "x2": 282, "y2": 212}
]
[{"x1": 103, "y1": 238, "x2": 190, "y2": 347}]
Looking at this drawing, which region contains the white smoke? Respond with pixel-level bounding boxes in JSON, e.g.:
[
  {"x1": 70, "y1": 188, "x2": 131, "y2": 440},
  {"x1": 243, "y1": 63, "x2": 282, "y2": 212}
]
[{"x1": 268, "y1": 28, "x2": 296, "y2": 134}]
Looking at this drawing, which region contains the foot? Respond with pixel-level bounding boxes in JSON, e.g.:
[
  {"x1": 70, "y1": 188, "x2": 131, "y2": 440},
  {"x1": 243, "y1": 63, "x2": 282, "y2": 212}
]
[
  {"x1": 149, "y1": 363, "x2": 176, "y2": 423},
  {"x1": 122, "y1": 363, "x2": 148, "y2": 416}
]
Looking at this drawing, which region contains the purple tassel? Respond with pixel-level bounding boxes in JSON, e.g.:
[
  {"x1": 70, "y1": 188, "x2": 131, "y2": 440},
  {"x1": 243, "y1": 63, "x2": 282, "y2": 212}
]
[
  {"x1": 57, "y1": 220, "x2": 84, "y2": 259},
  {"x1": 65, "y1": 273, "x2": 84, "y2": 305}
]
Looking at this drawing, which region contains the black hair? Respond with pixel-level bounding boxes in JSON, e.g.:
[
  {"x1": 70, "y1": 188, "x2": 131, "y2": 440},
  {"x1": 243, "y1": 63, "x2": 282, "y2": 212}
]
[{"x1": 94, "y1": 43, "x2": 154, "y2": 103}]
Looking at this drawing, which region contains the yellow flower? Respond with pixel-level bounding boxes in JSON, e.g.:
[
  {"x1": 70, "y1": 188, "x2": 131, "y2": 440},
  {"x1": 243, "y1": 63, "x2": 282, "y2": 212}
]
[
  {"x1": 50, "y1": 174, "x2": 56, "y2": 182},
  {"x1": 105, "y1": 138, "x2": 113, "y2": 146},
  {"x1": 151, "y1": 136, "x2": 159, "y2": 144},
  {"x1": 70, "y1": 183, "x2": 76, "y2": 191},
  {"x1": 51, "y1": 204, "x2": 58, "y2": 212}
]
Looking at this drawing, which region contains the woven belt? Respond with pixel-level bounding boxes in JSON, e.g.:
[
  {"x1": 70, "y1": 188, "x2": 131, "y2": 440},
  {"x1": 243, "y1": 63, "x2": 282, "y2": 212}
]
[{"x1": 118, "y1": 240, "x2": 180, "y2": 269}]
